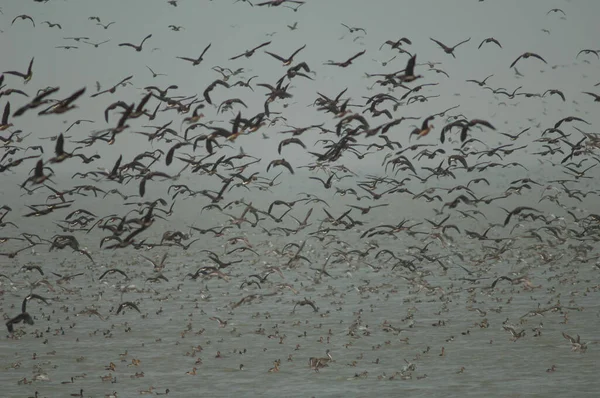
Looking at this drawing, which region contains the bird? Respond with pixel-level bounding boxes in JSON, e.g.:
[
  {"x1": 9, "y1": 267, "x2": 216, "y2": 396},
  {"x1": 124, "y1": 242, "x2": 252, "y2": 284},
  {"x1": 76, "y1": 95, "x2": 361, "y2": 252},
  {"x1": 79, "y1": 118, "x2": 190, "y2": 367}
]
[
  {"x1": 429, "y1": 37, "x2": 471, "y2": 58},
  {"x1": 98, "y1": 268, "x2": 129, "y2": 280},
  {"x1": 576, "y1": 49, "x2": 599, "y2": 59},
  {"x1": 324, "y1": 50, "x2": 366, "y2": 67},
  {"x1": 116, "y1": 302, "x2": 141, "y2": 315},
  {"x1": 502, "y1": 206, "x2": 542, "y2": 227},
  {"x1": 466, "y1": 74, "x2": 494, "y2": 86},
  {"x1": 0, "y1": 102, "x2": 13, "y2": 131},
  {"x1": 478, "y1": 37, "x2": 502, "y2": 49},
  {"x1": 510, "y1": 52, "x2": 547, "y2": 68},
  {"x1": 278, "y1": 137, "x2": 306, "y2": 154},
  {"x1": 543, "y1": 89, "x2": 565, "y2": 101},
  {"x1": 203, "y1": 80, "x2": 230, "y2": 105},
  {"x1": 21, "y1": 159, "x2": 53, "y2": 187},
  {"x1": 582, "y1": 92, "x2": 600, "y2": 102},
  {"x1": 410, "y1": 116, "x2": 435, "y2": 140},
  {"x1": 4, "y1": 57, "x2": 35, "y2": 83},
  {"x1": 340, "y1": 23, "x2": 366, "y2": 35},
  {"x1": 397, "y1": 54, "x2": 422, "y2": 83},
  {"x1": 177, "y1": 43, "x2": 212, "y2": 66},
  {"x1": 48, "y1": 133, "x2": 80, "y2": 163},
  {"x1": 209, "y1": 317, "x2": 228, "y2": 327},
  {"x1": 11, "y1": 15, "x2": 35, "y2": 27},
  {"x1": 42, "y1": 21, "x2": 62, "y2": 29},
  {"x1": 267, "y1": 159, "x2": 294, "y2": 174},
  {"x1": 146, "y1": 66, "x2": 166, "y2": 78},
  {"x1": 97, "y1": 21, "x2": 115, "y2": 29},
  {"x1": 264, "y1": 44, "x2": 306, "y2": 66},
  {"x1": 230, "y1": 41, "x2": 272, "y2": 60},
  {"x1": 119, "y1": 34, "x2": 152, "y2": 52},
  {"x1": 6, "y1": 294, "x2": 50, "y2": 333}
]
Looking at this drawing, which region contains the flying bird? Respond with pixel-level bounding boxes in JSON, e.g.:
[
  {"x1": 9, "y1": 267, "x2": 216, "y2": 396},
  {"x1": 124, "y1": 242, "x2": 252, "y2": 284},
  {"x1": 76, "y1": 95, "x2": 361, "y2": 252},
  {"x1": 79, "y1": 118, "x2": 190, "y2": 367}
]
[
  {"x1": 430, "y1": 37, "x2": 471, "y2": 58},
  {"x1": 119, "y1": 34, "x2": 152, "y2": 52},
  {"x1": 510, "y1": 52, "x2": 547, "y2": 68}
]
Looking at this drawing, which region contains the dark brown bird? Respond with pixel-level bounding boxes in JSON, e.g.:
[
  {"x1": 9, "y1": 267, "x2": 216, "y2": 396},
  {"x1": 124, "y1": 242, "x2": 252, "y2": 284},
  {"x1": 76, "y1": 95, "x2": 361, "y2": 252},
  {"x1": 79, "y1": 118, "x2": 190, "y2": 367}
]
[
  {"x1": 397, "y1": 54, "x2": 422, "y2": 83},
  {"x1": 4, "y1": 57, "x2": 35, "y2": 84},
  {"x1": 177, "y1": 43, "x2": 212, "y2": 66},
  {"x1": 38, "y1": 87, "x2": 86, "y2": 115},
  {"x1": 230, "y1": 41, "x2": 272, "y2": 60},
  {"x1": 13, "y1": 87, "x2": 60, "y2": 117},
  {"x1": 6, "y1": 294, "x2": 50, "y2": 333},
  {"x1": 380, "y1": 37, "x2": 412, "y2": 50},
  {"x1": 264, "y1": 44, "x2": 306, "y2": 66},
  {"x1": 0, "y1": 102, "x2": 12, "y2": 131},
  {"x1": 341, "y1": 23, "x2": 366, "y2": 35},
  {"x1": 510, "y1": 52, "x2": 547, "y2": 68},
  {"x1": 466, "y1": 74, "x2": 494, "y2": 87},
  {"x1": 256, "y1": 0, "x2": 304, "y2": 6},
  {"x1": 576, "y1": 49, "x2": 599, "y2": 59},
  {"x1": 11, "y1": 15, "x2": 35, "y2": 27},
  {"x1": 582, "y1": 92, "x2": 600, "y2": 102},
  {"x1": 116, "y1": 301, "x2": 141, "y2": 315},
  {"x1": 267, "y1": 159, "x2": 294, "y2": 174},
  {"x1": 478, "y1": 38, "x2": 502, "y2": 49},
  {"x1": 278, "y1": 138, "x2": 306, "y2": 154},
  {"x1": 21, "y1": 159, "x2": 53, "y2": 187},
  {"x1": 502, "y1": 206, "x2": 541, "y2": 227},
  {"x1": 324, "y1": 50, "x2": 366, "y2": 67},
  {"x1": 204, "y1": 79, "x2": 230, "y2": 105},
  {"x1": 139, "y1": 172, "x2": 175, "y2": 197},
  {"x1": 42, "y1": 21, "x2": 62, "y2": 29},
  {"x1": 430, "y1": 37, "x2": 471, "y2": 58},
  {"x1": 119, "y1": 34, "x2": 152, "y2": 52},
  {"x1": 543, "y1": 89, "x2": 565, "y2": 101}
]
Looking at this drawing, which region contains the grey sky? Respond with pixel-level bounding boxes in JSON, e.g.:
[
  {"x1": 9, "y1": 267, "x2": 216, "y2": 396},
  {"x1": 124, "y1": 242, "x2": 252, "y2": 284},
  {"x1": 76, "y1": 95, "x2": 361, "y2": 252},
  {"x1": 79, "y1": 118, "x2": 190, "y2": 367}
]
[{"x1": 1, "y1": 0, "x2": 600, "y2": 195}]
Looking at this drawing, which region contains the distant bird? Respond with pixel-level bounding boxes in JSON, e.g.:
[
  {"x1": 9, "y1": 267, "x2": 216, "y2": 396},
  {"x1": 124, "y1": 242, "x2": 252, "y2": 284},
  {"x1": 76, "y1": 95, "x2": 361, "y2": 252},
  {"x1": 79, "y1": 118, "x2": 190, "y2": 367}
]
[
  {"x1": 543, "y1": 89, "x2": 565, "y2": 101},
  {"x1": 466, "y1": 74, "x2": 493, "y2": 87},
  {"x1": 340, "y1": 23, "x2": 366, "y2": 35},
  {"x1": 230, "y1": 41, "x2": 271, "y2": 60},
  {"x1": 146, "y1": 66, "x2": 166, "y2": 78},
  {"x1": 430, "y1": 37, "x2": 471, "y2": 58},
  {"x1": 324, "y1": 50, "x2": 366, "y2": 67},
  {"x1": 119, "y1": 34, "x2": 152, "y2": 52},
  {"x1": 510, "y1": 52, "x2": 547, "y2": 68},
  {"x1": 6, "y1": 294, "x2": 50, "y2": 333},
  {"x1": 267, "y1": 159, "x2": 294, "y2": 174},
  {"x1": 582, "y1": 92, "x2": 600, "y2": 102},
  {"x1": 116, "y1": 301, "x2": 141, "y2": 315},
  {"x1": 478, "y1": 37, "x2": 502, "y2": 49},
  {"x1": 576, "y1": 49, "x2": 599, "y2": 59},
  {"x1": 502, "y1": 206, "x2": 542, "y2": 227},
  {"x1": 256, "y1": 0, "x2": 305, "y2": 7},
  {"x1": 264, "y1": 44, "x2": 306, "y2": 66},
  {"x1": 11, "y1": 15, "x2": 35, "y2": 27},
  {"x1": 203, "y1": 79, "x2": 230, "y2": 105},
  {"x1": 21, "y1": 159, "x2": 53, "y2": 187},
  {"x1": 177, "y1": 43, "x2": 212, "y2": 66},
  {"x1": 278, "y1": 138, "x2": 306, "y2": 154},
  {"x1": 42, "y1": 21, "x2": 62, "y2": 29},
  {"x1": 0, "y1": 102, "x2": 13, "y2": 131},
  {"x1": 4, "y1": 57, "x2": 34, "y2": 83},
  {"x1": 97, "y1": 22, "x2": 115, "y2": 29}
]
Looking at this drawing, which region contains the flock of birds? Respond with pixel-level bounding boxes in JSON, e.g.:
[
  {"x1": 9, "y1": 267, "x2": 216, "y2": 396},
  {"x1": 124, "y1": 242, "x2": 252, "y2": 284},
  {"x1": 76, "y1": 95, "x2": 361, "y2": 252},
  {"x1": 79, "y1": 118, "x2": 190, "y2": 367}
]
[{"x1": 1, "y1": 1, "x2": 600, "y2": 397}]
